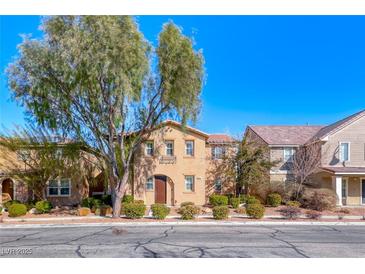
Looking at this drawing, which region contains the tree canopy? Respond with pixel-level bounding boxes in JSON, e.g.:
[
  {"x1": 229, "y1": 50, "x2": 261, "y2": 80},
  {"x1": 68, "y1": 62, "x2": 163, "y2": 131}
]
[{"x1": 7, "y1": 16, "x2": 205, "y2": 216}]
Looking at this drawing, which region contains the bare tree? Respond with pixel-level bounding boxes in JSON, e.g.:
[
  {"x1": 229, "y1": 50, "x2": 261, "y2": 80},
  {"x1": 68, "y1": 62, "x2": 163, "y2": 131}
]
[{"x1": 292, "y1": 142, "x2": 322, "y2": 198}]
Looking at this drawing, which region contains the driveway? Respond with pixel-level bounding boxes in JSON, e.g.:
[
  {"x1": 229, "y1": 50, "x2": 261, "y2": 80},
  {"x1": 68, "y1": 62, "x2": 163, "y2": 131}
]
[{"x1": 1, "y1": 225, "x2": 365, "y2": 258}]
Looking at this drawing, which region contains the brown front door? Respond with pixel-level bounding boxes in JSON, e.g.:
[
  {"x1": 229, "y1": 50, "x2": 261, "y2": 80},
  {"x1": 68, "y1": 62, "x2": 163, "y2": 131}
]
[
  {"x1": 2, "y1": 179, "x2": 14, "y2": 200},
  {"x1": 155, "y1": 176, "x2": 167, "y2": 204}
]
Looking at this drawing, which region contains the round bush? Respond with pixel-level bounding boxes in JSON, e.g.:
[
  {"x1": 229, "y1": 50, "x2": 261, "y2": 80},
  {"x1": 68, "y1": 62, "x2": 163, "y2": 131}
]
[
  {"x1": 229, "y1": 197, "x2": 240, "y2": 209},
  {"x1": 35, "y1": 200, "x2": 53, "y2": 214},
  {"x1": 180, "y1": 201, "x2": 195, "y2": 207},
  {"x1": 286, "y1": 201, "x2": 301, "y2": 207},
  {"x1": 78, "y1": 207, "x2": 91, "y2": 216},
  {"x1": 209, "y1": 194, "x2": 228, "y2": 206},
  {"x1": 178, "y1": 205, "x2": 200, "y2": 220},
  {"x1": 4, "y1": 200, "x2": 21, "y2": 210},
  {"x1": 151, "y1": 204, "x2": 170, "y2": 220},
  {"x1": 212, "y1": 206, "x2": 229, "y2": 220},
  {"x1": 123, "y1": 202, "x2": 146, "y2": 219},
  {"x1": 122, "y1": 195, "x2": 134, "y2": 203},
  {"x1": 8, "y1": 203, "x2": 27, "y2": 217},
  {"x1": 246, "y1": 204, "x2": 265, "y2": 219},
  {"x1": 246, "y1": 196, "x2": 261, "y2": 205},
  {"x1": 300, "y1": 188, "x2": 336, "y2": 211},
  {"x1": 266, "y1": 193, "x2": 282, "y2": 207},
  {"x1": 239, "y1": 194, "x2": 248, "y2": 204}
]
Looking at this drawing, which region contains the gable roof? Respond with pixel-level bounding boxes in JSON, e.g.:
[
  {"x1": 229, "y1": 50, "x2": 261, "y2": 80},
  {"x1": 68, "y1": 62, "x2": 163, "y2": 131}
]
[
  {"x1": 247, "y1": 125, "x2": 324, "y2": 146},
  {"x1": 162, "y1": 120, "x2": 210, "y2": 139},
  {"x1": 312, "y1": 109, "x2": 365, "y2": 141},
  {"x1": 207, "y1": 134, "x2": 236, "y2": 144}
]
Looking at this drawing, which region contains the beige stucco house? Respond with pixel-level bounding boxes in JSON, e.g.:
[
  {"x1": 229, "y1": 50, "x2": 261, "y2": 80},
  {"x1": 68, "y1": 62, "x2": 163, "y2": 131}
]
[
  {"x1": 0, "y1": 120, "x2": 236, "y2": 206},
  {"x1": 245, "y1": 109, "x2": 365, "y2": 206}
]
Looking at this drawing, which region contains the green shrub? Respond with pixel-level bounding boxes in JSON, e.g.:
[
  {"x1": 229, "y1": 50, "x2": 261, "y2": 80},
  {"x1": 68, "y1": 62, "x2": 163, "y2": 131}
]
[
  {"x1": 35, "y1": 200, "x2": 53, "y2": 214},
  {"x1": 209, "y1": 194, "x2": 228, "y2": 206},
  {"x1": 101, "y1": 194, "x2": 112, "y2": 206},
  {"x1": 122, "y1": 195, "x2": 134, "y2": 203},
  {"x1": 151, "y1": 204, "x2": 170, "y2": 220},
  {"x1": 178, "y1": 205, "x2": 200, "y2": 220},
  {"x1": 246, "y1": 196, "x2": 261, "y2": 205},
  {"x1": 267, "y1": 193, "x2": 282, "y2": 207},
  {"x1": 8, "y1": 203, "x2": 27, "y2": 217},
  {"x1": 286, "y1": 201, "x2": 301, "y2": 207},
  {"x1": 81, "y1": 197, "x2": 102, "y2": 209},
  {"x1": 180, "y1": 201, "x2": 195, "y2": 207},
  {"x1": 239, "y1": 194, "x2": 248, "y2": 204},
  {"x1": 0, "y1": 206, "x2": 3, "y2": 215},
  {"x1": 246, "y1": 204, "x2": 265, "y2": 219},
  {"x1": 212, "y1": 206, "x2": 229, "y2": 220},
  {"x1": 229, "y1": 197, "x2": 240, "y2": 209},
  {"x1": 4, "y1": 200, "x2": 21, "y2": 210},
  {"x1": 123, "y1": 202, "x2": 146, "y2": 219}
]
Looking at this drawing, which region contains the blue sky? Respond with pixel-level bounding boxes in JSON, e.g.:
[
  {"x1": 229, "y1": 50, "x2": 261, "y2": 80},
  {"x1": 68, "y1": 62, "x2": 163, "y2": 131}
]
[{"x1": 1, "y1": 16, "x2": 365, "y2": 136}]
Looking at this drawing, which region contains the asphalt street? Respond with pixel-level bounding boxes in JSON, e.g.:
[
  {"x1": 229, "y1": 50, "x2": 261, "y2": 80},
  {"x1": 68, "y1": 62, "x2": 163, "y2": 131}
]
[{"x1": 1, "y1": 224, "x2": 365, "y2": 258}]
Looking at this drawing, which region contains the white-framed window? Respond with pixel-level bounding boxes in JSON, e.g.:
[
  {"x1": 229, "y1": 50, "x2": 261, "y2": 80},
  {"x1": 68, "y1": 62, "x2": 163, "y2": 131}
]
[
  {"x1": 185, "y1": 175, "x2": 194, "y2": 192},
  {"x1": 214, "y1": 179, "x2": 222, "y2": 192},
  {"x1": 185, "y1": 140, "x2": 194, "y2": 156},
  {"x1": 146, "y1": 177, "x2": 154, "y2": 191},
  {"x1": 145, "y1": 141, "x2": 154, "y2": 156},
  {"x1": 165, "y1": 141, "x2": 174, "y2": 156},
  {"x1": 283, "y1": 147, "x2": 295, "y2": 162},
  {"x1": 212, "y1": 146, "x2": 225, "y2": 159},
  {"x1": 47, "y1": 178, "x2": 71, "y2": 197},
  {"x1": 340, "y1": 142, "x2": 350, "y2": 162}
]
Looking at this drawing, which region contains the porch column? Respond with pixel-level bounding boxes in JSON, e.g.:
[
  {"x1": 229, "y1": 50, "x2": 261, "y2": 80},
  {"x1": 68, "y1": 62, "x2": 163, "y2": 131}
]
[{"x1": 332, "y1": 176, "x2": 342, "y2": 206}]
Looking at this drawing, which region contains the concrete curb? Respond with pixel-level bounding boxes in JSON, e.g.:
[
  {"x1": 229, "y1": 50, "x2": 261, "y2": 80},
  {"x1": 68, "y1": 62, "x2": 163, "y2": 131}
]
[
  {"x1": 2, "y1": 220, "x2": 365, "y2": 229},
  {"x1": 2, "y1": 214, "x2": 365, "y2": 223}
]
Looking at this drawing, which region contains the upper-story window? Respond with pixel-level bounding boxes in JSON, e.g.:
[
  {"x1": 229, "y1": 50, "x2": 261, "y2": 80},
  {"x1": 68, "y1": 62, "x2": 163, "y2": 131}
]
[
  {"x1": 165, "y1": 141, "x2": 174, "y2": 156},
  {"x1": 185, "y1": 140, "x2": 194, "y2": 156},
  {"x1": 283, "y1": 147, "x2": 295, "y2": 162},
  {"x1": 212, "y1": 146, "x2": 226, "y2": 159},
  {"x1": 145, "y1": 141, "x2": 154, "y2": 156},
  {"x1": 340, "y1": 142, "x2": 350, "y2": 162}
]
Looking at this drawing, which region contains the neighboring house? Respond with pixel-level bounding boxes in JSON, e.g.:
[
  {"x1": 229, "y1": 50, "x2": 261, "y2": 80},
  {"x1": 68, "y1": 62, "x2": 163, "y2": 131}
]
[
  {"x1": 0, "y1": 120, "x2": 236, "y2": 206},
  {"x1": 245, "y1": 109, "x2": 365, "y2": 206}
]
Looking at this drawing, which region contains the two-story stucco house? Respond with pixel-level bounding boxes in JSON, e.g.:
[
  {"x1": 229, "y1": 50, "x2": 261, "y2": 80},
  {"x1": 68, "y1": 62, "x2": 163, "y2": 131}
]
[
  {"x1": 0, "y1": 120, "x2": 236, "y2": 206},
  {"x1": 245, "y1": 109, "x2": 365, "y2": 206}
]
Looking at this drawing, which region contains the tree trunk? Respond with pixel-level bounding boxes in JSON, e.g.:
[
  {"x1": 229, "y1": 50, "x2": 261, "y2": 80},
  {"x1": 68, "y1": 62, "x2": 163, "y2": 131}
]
[{"x1": 112, "y1": 170, "x2": 130, "y2": 218}]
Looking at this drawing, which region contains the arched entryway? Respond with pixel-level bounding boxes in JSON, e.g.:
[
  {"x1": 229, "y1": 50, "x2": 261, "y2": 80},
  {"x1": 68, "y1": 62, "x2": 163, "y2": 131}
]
[
  {"x1": 153, "y1": 175, "x2": 174, "y2": 205},
  {"x1": 2, "y1": 178, "x2": 14, "y2": 200}
]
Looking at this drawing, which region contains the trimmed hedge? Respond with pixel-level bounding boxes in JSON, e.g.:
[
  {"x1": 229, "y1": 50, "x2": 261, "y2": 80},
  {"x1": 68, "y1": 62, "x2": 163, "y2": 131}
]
[
  {"x1": 212, "y1": 206, "x2": 229, "y2": 220},
  {"x1": 246, "y1": 204, "x2": 265, "y2": 219},
  {"x1": 246, "y1": 196, "x2": 261, "y2": 205},
  {"x1": 8, "y1": 203, "x2": 27, "y2": 217},
  {"x1": 266, "y1": 193, "x2": 282, "y2": 207},
  {"x1": 4, "y1": 200, "x2": 21, "y2": 210},
  {"x1": 286, "y1": 201, "x2": 301, "y2": 207},
  {"x1": 78, "y1": 207, "x2": 91, "y2": 216},
  {"x1": 178, "y1": 205, "x2": 200, "y2": 220},
  {"x1": 123, "y1": 202, "x2": 146, "y2": 219},
  {"x1": 151, "y1": 204, "x2": 170, "y2": 220},
  {"x1": 180, "y1": 201, "x2": 195, "y2": 207},
  {"x1": 229, "y1": 197, "x2": 240, "y2": 209},
  {"x1": 122, "y1": 195, "x2": 134, "y2": 203},
  {"x1": 35, "y1": 200, "x2": 52, "y2": 213},
  {"x1": 209, "y1": 194, "x2": 228, "y2": 206}
]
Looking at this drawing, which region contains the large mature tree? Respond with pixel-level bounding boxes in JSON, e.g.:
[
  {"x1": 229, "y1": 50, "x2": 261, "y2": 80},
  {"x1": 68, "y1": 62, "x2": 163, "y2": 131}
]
[{"x1": 7, "y1": 16, "x2": 204, "y2": 217}]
